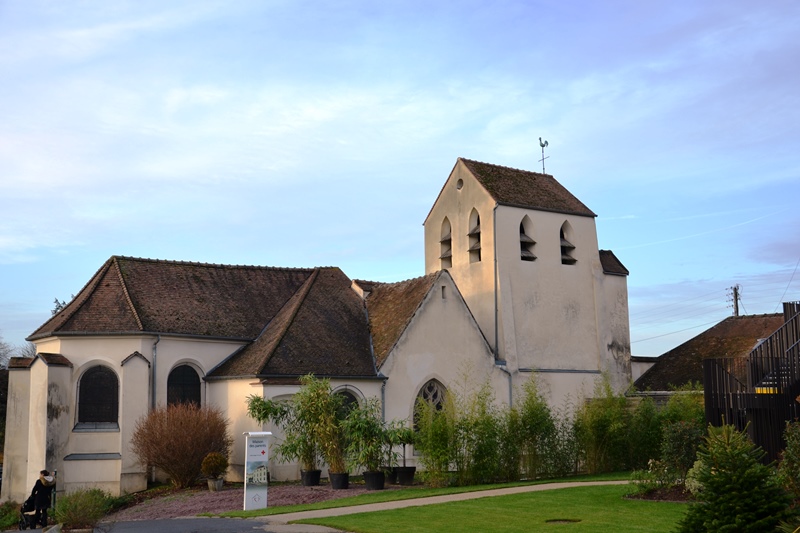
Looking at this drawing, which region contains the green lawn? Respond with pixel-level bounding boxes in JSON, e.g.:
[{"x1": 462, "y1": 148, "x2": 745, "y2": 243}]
[
  {"x1": 218, "y1": 472, "x2": 631, "y2": 518},
  {"x1": 295, "y1": 484, "x2": 688, "y2": 533}
]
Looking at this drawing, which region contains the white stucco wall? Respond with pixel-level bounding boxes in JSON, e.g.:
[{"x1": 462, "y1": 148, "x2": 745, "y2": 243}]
[
  {"x1": 423, "y1": 161, "x2": 632, "y2": 403},
  {"x1": 424, "y1": 161, "x2": 498, "y2": 351},
  {"x1": 1, "y1": 367, "x2": 32, "y2": 503},
  {"x1": 2, "y1": 334, "x2": 250, "y2": 497}
]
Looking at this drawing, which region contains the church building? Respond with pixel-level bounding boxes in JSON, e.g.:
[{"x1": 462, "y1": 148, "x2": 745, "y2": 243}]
[{"x1": 1, "y1": 158, "x2": 631, "y2": 501}]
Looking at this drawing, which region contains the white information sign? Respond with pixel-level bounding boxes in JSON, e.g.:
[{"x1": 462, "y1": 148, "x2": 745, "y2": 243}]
[{"x1": 243, "y1": 431, "x2": 272, "y2": 511}]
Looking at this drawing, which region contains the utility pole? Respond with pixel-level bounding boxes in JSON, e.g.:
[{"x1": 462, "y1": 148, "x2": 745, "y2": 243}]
[{"x1": 729, "y1": 284, "x2": 741, "y2": 316}]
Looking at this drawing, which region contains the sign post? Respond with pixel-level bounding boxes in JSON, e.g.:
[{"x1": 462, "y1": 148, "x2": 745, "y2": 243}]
[{"x1": 243, "y1": 431, "x2": 272, "y2": 511}]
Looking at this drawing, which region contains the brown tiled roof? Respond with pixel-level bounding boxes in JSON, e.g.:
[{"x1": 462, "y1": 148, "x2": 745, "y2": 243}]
[
  {"x1": 634, "y1": 313, "x2": 784, "y2": 391},
  {"x1": 208, "y1": 268, "x2": 376, "y2": 379},
  {"x1": 366, "y1": 273, "x2": 440, "y2": 369},
  {"x1": 29, "y1": 256, "x2": 315, "y2": 340},
  {"x1": 8, "y1": 357, "x2": 35, "y2": 369},
  {"x1": 459, "y1": 158, "x2": 596, "y2": 217},
  {"x1": 38, "y1": 353, "x2": 73, "y2": 367},
  {"x1": 599, "y1": 250, "x2": 629, "y2": 276}
]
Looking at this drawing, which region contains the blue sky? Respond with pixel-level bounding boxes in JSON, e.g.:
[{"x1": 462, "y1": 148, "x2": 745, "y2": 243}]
[{"x1": 1, "y1": 0, "x2": 799, "y2": 358}]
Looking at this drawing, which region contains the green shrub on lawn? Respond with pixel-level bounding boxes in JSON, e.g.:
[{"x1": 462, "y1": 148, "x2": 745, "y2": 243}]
[
  {"x1": 678, "y1": 424, "x2": 795, "y2": 532},
  {"x1": 574, "y1": 376, "x2": 629, "y2": 473},
  {"x1": 54, "y1": 488, "x2": 113, "y2": 529}
]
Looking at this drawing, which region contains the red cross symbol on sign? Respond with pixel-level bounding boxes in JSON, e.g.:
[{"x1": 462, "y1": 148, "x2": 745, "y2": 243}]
[{"x1": 261, "y1": 450, "x2": 266, "y2": 455}]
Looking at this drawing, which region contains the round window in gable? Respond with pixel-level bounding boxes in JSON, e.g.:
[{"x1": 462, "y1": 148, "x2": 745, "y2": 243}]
[{"x1": 456, "y1": 179, "x2": 463, "y2": 190}]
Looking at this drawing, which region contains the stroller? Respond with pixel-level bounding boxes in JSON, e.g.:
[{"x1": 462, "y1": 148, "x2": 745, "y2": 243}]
[{"x1": 18, "y1": 496, "x2": 37, "y2": 530}]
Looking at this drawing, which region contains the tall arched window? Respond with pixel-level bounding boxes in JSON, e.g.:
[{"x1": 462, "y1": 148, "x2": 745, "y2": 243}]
[
  {"x1": 335, "y1": 390, "x2": 359, "y2": 420},
  {"x1": 520, "y1": 216, "x2": 536, "y2": 261},
  {"x1": 440, "y1": 217, "x2": 452, "y2": 269},
  {"x1": 413, "y1": 379, "x2": 447, "y2": 430},
  {"x1": 468, "y1": 209, "x2": 481, "y2": 263},
  {"x1": 419, "y1": 379, "x2": 446, "y2": 409},
  {"x1": 167, "y1": 364, "x2": 201, "y2": 406},
  {"x1": 78, "y1": 365, "x2": 119, "y2": 428},
  {"x1": 560, "y1": 221, "x2": 577, "y2": 265}
]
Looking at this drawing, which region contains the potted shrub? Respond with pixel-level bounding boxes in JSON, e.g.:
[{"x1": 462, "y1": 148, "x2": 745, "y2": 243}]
[
  {"x1": 247, "y1": 382, "x2": 321, "y2": 486},
  {"x1": 344, "y1": 398, "x2": 397, "y2": 490},
  {"x1": 248, "y1": 375, "x2": 348, "y2": 488},
  {"x1": 201, "y1": 452, "x2": 228, "y2": 491},
  {"x1": 306, "y1": 378, "x2": 349, "y2": 489},
  {"x1": 395, "y1": 426, "x2": 417, "y2": 485}
]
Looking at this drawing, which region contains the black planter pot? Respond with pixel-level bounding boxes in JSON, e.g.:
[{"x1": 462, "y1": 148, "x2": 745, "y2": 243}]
[
  {"x1": 301, "y1": 469, "x2": 321, "y2": 486},
  {"x1": 363, "y1": 470, "x2": 385, "y2": 490},
  {"x1": 396, "y1": 466, "x2": 416, "y2": 486},
  {"x1": 329, "y1": 472, "x2": 349, "y2": 490},
  {"x1": 386, "y1": 467, "x2": 398, "y2": 485}
]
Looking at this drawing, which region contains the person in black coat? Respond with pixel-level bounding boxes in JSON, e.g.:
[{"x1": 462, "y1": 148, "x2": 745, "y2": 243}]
[{"x1": 30, "y1": 469, "x2": 56, "y2": 528}]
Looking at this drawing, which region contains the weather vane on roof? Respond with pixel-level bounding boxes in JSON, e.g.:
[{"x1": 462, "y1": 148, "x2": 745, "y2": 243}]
[{"x1": 538, "y1": 137, "x2": 549, "y2": 174}]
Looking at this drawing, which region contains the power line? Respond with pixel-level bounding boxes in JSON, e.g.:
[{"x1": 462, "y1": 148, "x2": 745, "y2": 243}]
[
  {"x1": 774, "y1": 256, "x2": 800, "y2": 313},
  {"x1": 631, "y1": 318, "x2": 723, "y2": 344}
]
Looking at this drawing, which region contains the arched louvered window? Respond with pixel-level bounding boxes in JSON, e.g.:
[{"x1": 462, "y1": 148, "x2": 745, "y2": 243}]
[
  {"x1": 468, "y1": 209, "x2": 481, "y2": 263},
  {"x1": 77, "y1": 365, "x2": 119, "y2": 429},
  {"x1": 560, "y1": 221, "x2": 577, "y2": 265},
  {"x1": 440, "y1": 217, "x2": 452, "y2": 269},
  {"x1": 520, "y1": 216, "x2": 536, "y2": 261},
  {"x1": 167, "y1": 364, "x2": 201, "y2": 406}
]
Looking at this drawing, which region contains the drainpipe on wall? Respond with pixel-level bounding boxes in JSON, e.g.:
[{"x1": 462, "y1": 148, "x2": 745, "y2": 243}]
[
  {"x1": 381, "y1": 379, "x2": 387, "y2": 422},
  {"x1": 151, "y1": 334, "x2": 161, "y2": 483},
  {"x1": 493, "y1": 205, "x2": 500, "y2": 361},
  {"x1": 151, "y1": 335, "x2": 161, "y2": 411},
  {"x1": 498, "y1": 363, "x2": 513, "y2": 407}
]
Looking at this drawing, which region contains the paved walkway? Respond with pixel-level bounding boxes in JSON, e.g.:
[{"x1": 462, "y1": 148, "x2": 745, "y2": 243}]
[{"x1": 261, "y1": 480, "x2": 629, "y2": 525}]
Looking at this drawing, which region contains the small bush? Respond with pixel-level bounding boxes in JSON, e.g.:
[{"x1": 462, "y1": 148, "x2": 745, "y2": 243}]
[
  {"x1": 678, "y1": 424, "x2": 795, "y2": 532},
  {"x1": 54, "y1": 488, "x2": 112, "y2": 529},
  {"x1": 517, "y1": 377, "x2": 557, "y2": 479},
  {"x1": 0, "y1": 500, "x2": 19, "y2": 530},
  {"x1": 575, "y1": 376, "x2": 629, "y2": 473},
  {"x1": 629, "y1": 459, "x2": 673, "y2": 496},
  {"x1": 627, "y1": 396, "x2": 662, "y2": 470},
  {"x1": 660, "y1": 419, "x2": 704, "y2": 482},
  {"x1": 779, "y1": 419, "x2": 800, "y2": 501},
  {"x1": 201, "y1": 451, "x2": 229, "y2": 479},
  {"x1": 414, "y1": 395, "x2": 454, "y2": 487},
  {"x1": 131, "y1": 403, "x2": 233, "y2": 488}
]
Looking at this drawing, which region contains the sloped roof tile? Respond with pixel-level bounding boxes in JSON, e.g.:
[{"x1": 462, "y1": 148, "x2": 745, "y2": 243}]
[
  {"x1": 634, "y1": 313, "x2": 784, "y2": 391},
  {"x1": 366, "y1": 273, "x2": 439, "y2": 368},
  {"x1": 599, "y1": 250, "x2": 629, "y2": 276},
  {"x1": 208, "y1": 268, "x2": 376, "y2": 379},
  {"x1": 29, "y1": 256, "x2": 315, "y2": 340},
  {"x1": 460, "y1": 158, "x2": 596, "y2": 217}
]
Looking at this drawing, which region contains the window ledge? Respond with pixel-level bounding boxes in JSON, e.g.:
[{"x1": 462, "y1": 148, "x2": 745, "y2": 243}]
[{"x1": 73, "y1": 422, "x2": 119, "y2": 432}]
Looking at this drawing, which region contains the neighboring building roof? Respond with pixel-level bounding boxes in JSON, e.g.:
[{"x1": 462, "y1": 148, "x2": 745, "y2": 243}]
[
  {"x1": 365, "y1": 273, "x2": 440, "y2": 369},
  {"x1": 29, "y1": 256, "x2": 315, "y2": 341},
  {"x1": 459, "y1": 158, "x2": 597, "y2": 217},
  {"x1": 208, "y1": 268, "x2": 376, "y2": 379},
  {"x1": 599, "y1": 250, "x2": 629, "y2": 276},
  {"x1": 634, "y1": 313, "x2": 785, "y2": 391},
  {"x1": 8, "y1": 357, "x2": 35, "y2": 369}
]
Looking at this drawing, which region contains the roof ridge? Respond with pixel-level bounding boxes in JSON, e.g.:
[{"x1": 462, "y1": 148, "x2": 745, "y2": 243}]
[
  {"x1": 113, "y1": 255, "x2": 316, "y2": 272},
  {"x1": 256, "y1": 268, "x2": 321, "y2": 372},
  {"x1": 112, "y1": 257, "x2": 143, "y2": 331},
  {"x1": 459, "y1": 157, "x2": 551, "y2": 177}
]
